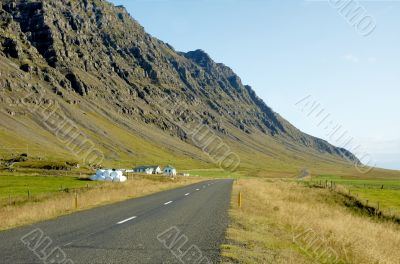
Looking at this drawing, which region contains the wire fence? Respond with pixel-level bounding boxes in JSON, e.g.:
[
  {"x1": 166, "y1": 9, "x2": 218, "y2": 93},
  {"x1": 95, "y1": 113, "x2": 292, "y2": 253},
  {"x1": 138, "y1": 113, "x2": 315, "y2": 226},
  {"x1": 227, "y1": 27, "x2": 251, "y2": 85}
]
[
  {"x1": 303, "y1": 180, "x2": 400, "y2": 223},
  {"x1": 0, "y1": 173, "x2": 175, "y2": 208}
]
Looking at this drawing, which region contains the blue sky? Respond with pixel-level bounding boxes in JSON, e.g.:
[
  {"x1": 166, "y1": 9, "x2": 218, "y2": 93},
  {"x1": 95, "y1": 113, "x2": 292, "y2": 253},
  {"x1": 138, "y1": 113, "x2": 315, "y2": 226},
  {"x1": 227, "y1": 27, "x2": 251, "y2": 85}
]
[{"x1": 109, "y1": 0, "x2": 400, "y2": 170}]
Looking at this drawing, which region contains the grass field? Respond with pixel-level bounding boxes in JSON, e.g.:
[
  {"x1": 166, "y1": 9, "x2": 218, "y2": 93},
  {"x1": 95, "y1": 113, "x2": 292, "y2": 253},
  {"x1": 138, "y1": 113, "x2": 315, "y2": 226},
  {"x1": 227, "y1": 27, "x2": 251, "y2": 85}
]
[
  {"x1": 0, "y1": 174, "x2": 97, "y2": 199},
  {"x1": 0, "y1": 157, "x2": 96, "y2": 204},
  {"x1": 222, "y1": 178, "x2": 400, "y2": 264},
  {"x1": 311, "y1": 174, "x2": 400, "y2": 215}
]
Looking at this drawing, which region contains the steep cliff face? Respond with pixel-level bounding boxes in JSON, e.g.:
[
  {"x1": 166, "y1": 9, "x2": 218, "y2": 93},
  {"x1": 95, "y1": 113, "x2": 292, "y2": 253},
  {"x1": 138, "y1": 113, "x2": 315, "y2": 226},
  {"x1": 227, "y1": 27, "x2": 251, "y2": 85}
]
[{"x1": 0, "y1": 0, "x2": 359, "y2": 169}]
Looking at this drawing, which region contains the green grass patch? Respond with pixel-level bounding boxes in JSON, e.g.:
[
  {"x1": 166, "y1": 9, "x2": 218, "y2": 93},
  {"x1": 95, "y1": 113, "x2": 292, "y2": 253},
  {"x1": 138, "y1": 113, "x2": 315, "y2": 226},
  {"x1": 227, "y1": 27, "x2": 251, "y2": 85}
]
[
  {"x1": 0, "y1": 174, "x2": 97, "y2": 200},
  {"x1": 312, "y1": 174, "x2": 400, "y2": 214},
  {"x1": 351, "y1": 189, "x2": 400, "y2": 211},
  {"x1": 315, "y1": 174, "x2": 400, "y2": 189}
]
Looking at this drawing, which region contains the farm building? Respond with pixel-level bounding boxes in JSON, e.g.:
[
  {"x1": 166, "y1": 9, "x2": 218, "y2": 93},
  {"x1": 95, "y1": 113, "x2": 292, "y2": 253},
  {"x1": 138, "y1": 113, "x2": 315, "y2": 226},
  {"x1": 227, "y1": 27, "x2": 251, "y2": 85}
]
[
  {"x1": 163, "y1": 165, "x2": 177, "y2": 176},
  {"x1": 133, "y1": 165, "x2": 162, "y2": 174}
]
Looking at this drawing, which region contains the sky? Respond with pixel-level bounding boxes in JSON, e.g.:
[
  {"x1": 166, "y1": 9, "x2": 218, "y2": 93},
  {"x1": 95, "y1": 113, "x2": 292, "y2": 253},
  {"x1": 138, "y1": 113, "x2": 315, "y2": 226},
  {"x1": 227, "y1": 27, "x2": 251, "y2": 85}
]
[{"x1": 109, "y1": 0, "x2": 400, "y2": 170}]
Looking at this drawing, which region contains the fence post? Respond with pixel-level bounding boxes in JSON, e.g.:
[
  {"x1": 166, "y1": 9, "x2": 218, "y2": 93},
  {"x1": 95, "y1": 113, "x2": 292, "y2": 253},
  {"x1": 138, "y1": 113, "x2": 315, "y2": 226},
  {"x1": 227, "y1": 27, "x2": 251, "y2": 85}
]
[
  {"x1": 27, "y1": 189, "x2": 30, "y2": 200},
  {"x1": 238, "y1": 191, "x2": 242, "y2": 208},
  {"x1": 75, "y1": 192, "x2": 78, "y2": 209},
  {"x1": 9, "y1": 194, "x2": 11, "y2": 206},
  {"x1": 366, "y1": 200, "x2": 369, "y2": 206}
]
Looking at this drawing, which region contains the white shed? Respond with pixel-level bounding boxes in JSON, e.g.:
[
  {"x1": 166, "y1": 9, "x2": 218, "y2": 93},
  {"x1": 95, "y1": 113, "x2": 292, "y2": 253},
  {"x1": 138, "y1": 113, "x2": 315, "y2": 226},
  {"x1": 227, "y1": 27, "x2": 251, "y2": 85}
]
[
  {"x1": 163, "y1": 165, "x2": 177, "y2": 176},
  {"x1": 133, "y1": 165, "x2": 162, "y2": 174}
]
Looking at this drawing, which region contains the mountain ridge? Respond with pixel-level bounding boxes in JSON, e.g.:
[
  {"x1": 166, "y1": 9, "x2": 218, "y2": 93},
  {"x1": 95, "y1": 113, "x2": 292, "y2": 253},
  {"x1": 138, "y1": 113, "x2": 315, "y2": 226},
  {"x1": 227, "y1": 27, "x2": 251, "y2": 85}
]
[{"x1": 0, "y1": 0, "x2": 360, "y2": 174}]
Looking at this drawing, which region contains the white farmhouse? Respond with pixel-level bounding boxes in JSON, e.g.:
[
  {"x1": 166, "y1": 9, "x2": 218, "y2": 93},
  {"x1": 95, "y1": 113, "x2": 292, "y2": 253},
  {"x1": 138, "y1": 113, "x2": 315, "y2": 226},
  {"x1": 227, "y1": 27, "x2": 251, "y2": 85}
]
[
  {"x1": 133, "y1": 165, "x2": 162, "y2": 174},
  {"x1": 163, "y1": 165, "x2": 177, "y2": 176}
]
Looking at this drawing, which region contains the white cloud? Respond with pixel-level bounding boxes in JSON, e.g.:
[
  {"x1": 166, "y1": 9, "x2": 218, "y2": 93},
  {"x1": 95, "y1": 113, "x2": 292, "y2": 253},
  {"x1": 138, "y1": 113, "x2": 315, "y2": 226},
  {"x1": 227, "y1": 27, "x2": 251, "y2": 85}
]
[
  {"x1": 359, "y1": 138, "x2": 400, "y2": 154},
  {"x1": 341, "y1": 54, "x2": 378, "y2": 64},
  {"x1": 342, "y1": 54, "x2": 360, "y2": 63},
  {"x1": 357, "y1": 137, "x2": 400, "y2": 170}
]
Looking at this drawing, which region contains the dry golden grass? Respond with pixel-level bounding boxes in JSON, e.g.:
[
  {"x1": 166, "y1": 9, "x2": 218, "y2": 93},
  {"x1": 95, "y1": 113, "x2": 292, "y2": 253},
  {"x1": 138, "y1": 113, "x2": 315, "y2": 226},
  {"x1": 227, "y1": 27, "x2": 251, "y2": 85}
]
[
  {"x1": 0, "y1": 176, "x2": 202, "y2": 231},
  {"x1": 222, "y1": 178, "x2": 400, "y2": 264}
]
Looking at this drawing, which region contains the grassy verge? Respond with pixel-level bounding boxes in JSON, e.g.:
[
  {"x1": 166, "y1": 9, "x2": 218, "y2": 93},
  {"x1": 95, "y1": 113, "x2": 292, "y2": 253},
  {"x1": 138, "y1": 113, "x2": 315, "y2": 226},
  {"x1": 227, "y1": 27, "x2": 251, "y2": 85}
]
[
  {"x1": 222, "y1": 178, "x2": 400, "y2": 264},
  {"x1": 0, "y1": 175, "x2": 202, "y2": 231}
]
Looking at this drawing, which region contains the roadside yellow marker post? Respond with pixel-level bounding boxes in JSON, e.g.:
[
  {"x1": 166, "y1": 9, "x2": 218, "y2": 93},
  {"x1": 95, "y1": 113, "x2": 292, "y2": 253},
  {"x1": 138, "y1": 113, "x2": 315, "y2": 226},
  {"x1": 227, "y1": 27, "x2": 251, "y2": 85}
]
[
  {"x1": 75, "y1": 192, "x2": 78, "y2": 209},
  {"x1": 238, "y1": 191, "x2": 242, "y2": 208}
]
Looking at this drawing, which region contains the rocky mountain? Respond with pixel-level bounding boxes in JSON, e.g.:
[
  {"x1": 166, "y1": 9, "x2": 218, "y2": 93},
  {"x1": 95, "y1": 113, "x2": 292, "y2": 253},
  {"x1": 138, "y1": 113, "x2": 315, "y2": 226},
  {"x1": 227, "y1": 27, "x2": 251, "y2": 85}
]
[{"x1": 0, "y1": 0, "x2": 358, "y2": 174}]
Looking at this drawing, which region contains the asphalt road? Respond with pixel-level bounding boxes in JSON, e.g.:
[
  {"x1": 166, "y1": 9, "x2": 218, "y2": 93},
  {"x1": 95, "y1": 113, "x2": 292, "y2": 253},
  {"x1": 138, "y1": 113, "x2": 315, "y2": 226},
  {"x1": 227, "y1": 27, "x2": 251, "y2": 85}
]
[{"x1": 0, "y1": 179, "x2": 233, "y2": 264}]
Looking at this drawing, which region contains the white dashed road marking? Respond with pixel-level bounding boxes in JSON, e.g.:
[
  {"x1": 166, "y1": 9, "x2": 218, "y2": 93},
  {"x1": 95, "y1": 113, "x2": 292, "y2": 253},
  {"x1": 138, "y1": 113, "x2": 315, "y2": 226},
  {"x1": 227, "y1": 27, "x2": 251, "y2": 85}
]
[
  {"x1": 164, "y1": 201, "x2": 173, "y2": 205},
  {"x1": 117, "y1": 216, "x2": 137, "y2": 225},
  {"x1": 185, "y1": 193, "x2": 190, "y2": 196}
]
